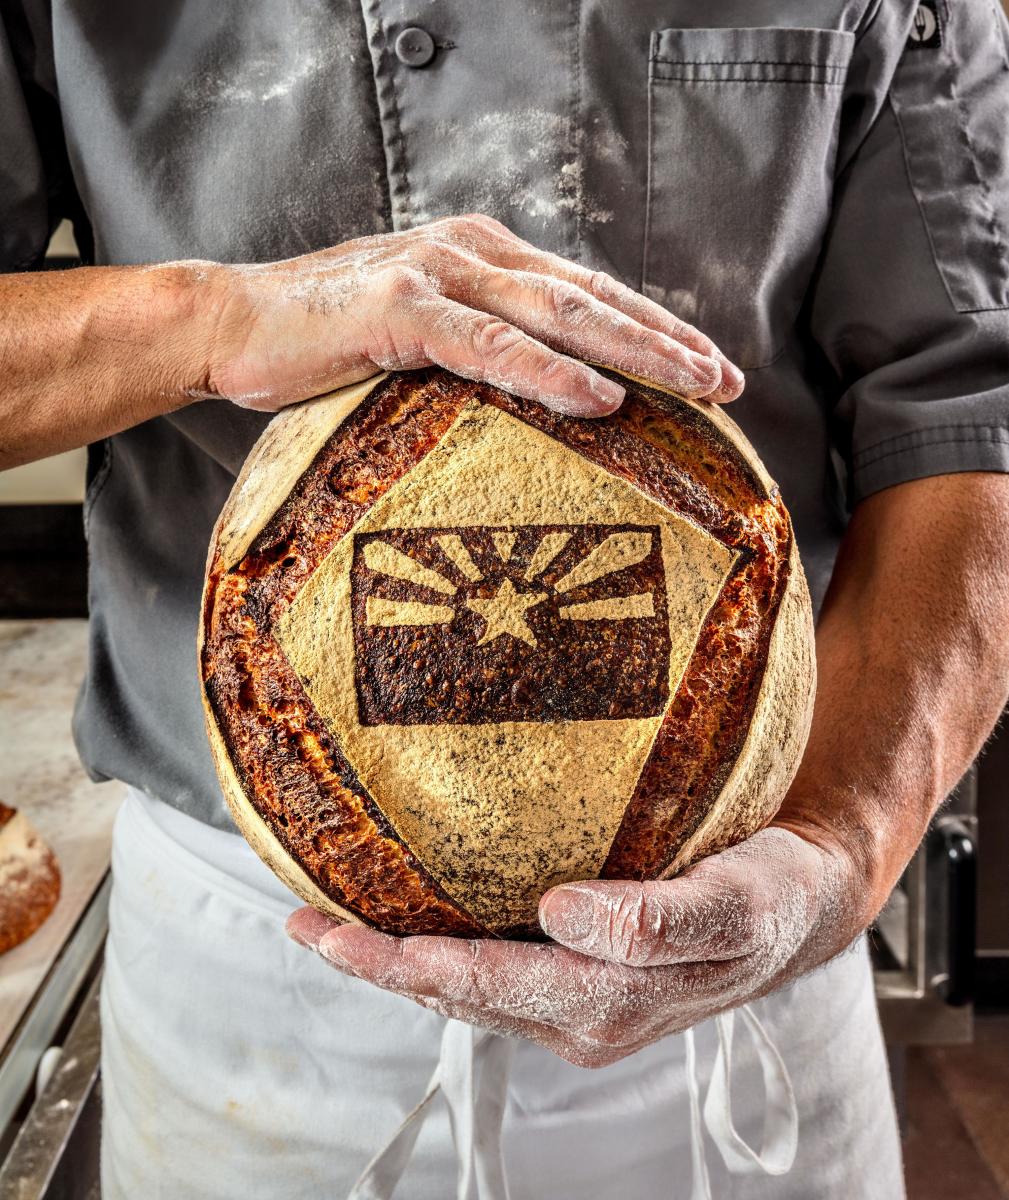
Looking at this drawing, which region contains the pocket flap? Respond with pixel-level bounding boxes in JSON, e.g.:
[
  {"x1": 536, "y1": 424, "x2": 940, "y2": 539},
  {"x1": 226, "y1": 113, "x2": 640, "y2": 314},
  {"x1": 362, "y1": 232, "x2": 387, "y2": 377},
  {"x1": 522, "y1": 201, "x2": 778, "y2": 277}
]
[{"x1": 651, "y1": 26, "x2": 855, "y2": 84}]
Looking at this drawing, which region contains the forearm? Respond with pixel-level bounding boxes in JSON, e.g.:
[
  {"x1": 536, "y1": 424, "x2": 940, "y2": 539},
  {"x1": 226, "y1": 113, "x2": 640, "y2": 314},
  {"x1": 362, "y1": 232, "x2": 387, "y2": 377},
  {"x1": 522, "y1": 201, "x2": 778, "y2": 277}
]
[
  {"x1": 776, "y1": 472, "x2": 1009, "y2": 922},
  {"x1": 0, "y1": 216, "x2": 744, "y2": 471},
  {"x1": 0, "y1": 263, "x2": 217, "y2": 468}
]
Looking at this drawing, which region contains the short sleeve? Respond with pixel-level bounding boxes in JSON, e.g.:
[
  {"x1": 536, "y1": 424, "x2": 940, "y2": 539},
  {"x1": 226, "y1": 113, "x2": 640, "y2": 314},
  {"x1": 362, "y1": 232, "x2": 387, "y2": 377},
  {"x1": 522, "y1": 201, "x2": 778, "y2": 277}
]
[
  {"x1": 811, "y1": 1, "x2": 1009, "y2": 508},
  {"x1": 0, "y1": 0, "x2": 82, "y2": 271}
]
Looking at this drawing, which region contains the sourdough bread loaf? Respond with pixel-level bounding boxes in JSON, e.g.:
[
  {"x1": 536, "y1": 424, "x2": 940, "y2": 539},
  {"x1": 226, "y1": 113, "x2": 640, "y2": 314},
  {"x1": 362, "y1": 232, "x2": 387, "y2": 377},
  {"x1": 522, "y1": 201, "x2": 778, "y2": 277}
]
[
  {"x1": 0, "y1": 803, "x2": 61, "y2": 955},
  {"x1": 200, "y1": 366, "x2": 815, "y2": 938}
]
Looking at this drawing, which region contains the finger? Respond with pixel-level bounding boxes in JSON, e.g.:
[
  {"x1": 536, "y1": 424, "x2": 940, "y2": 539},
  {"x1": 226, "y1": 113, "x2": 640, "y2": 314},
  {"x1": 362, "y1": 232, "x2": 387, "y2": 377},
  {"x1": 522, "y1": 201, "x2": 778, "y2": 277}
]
[
  {"x1": 387, "y1": 292, "x2": 627, "y2": 417},
  {"x1": 317, "y1": 924, "x2": 751, "y2": 1050},
  {"x1": 414, "y1": 213, "x2": 744, "y2": 402},
  {"x1": 285, "y1": 906, "x2": 349, "y2": 949},
  {"x1": 459, "y1": 267, "x2": 724, "y2": 401},
  {"x1": 319, "y1": 926, "x2": 602, "y2": 1020},
  {"x1": 534, "y1": 260, "x2": 744, "y2": 403},
  {"x1": 538, "y1": 875, "x2": 767, "y2": 968},
  {"x1": 316, "y1": 925, "x2": 715, "y2": 1035},
  {"x1": 292, "y1": 919, "x2": 640, "y2": 1062},
  {"x1": 467, "y1": 240, "x2": 744, "y2": 403}
]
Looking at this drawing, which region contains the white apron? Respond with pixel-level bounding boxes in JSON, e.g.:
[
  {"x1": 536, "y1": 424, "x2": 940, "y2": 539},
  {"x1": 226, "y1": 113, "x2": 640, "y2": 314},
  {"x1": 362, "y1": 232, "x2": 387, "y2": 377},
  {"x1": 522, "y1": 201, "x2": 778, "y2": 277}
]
[{"x1": 100, "y1": 790, "x2": 905, "y2": 1199}]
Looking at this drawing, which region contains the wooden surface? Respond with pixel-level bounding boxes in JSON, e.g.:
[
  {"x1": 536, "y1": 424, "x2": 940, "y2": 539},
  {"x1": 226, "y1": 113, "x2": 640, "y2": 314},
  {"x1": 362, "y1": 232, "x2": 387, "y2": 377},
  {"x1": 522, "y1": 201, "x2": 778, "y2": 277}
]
[
  {"x1": 906, "y1": 1015, "x2": 1009, "y2": 1199},
  {"x1": 0, "y1": 620, "x2": 124, "y2": 1052}
]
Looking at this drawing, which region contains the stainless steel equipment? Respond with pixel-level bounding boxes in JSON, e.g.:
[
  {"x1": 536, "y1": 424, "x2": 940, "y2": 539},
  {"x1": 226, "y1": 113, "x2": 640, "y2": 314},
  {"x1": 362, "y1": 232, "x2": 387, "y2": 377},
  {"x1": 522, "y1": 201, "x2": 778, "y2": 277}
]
[
  {"x1": 873, "y1": 772, "x2": 977, "y2": 1046},
  {"x1": 0, "y1": 971, "x2": 102, "y2": 1200},
  {"x1": 0, "y1": 882, "x2": 108, "y2": 1200}
]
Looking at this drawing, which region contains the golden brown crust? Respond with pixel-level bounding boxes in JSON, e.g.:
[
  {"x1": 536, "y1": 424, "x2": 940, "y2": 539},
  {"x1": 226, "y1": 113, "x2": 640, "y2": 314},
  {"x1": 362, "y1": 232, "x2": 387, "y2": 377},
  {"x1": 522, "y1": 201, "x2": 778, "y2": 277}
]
[
  {"x1": 0, "y1": 810, "x2": 61, "y2": 957},
  {"x1": 201, "y1": 366, "x2": 815, "y2": 936}
]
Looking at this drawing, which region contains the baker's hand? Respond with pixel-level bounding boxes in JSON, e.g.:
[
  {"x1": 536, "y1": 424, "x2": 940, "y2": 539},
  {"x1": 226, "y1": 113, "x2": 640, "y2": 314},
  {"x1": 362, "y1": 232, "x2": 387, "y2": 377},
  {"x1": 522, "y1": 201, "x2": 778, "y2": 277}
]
[
  {"x1": 286, "y1": 821, "x2": 867, "y2": 1068},
  {"x1": 199, "y1": 212, "x2": 743, "y2": 414}
]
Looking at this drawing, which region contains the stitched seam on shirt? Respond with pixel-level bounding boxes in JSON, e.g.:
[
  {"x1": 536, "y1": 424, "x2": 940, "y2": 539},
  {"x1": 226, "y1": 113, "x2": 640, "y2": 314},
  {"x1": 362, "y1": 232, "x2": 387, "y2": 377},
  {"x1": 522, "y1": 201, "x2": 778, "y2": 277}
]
[
  {"x1": 942, "y1": 0, "x2": 1009, "y2": 307},
  {"x1": 854, "y1": 426, "x2": 1009, "y2": 469},
  {"x1": 651, "y1": 76, "x2": 845, "y2": 86},
  {"x1": 352, "y1": 0, "x2": 393, "y2": 230},
  {"x1": 887, "y1": 96, "x2": 961, "y2": 313},
  {"x1": 364, "y1": 5, "x2": 413, "y2": 228},
  {"x1": 570, "y1": 0, "x2": 582, "y2": 262},
  {"x1": 386, "y1": 51, "x2": 413, "y2": 226},
  {"x1": 641, "y1": 36, "x2": 658, "y2": 292},
  {"x1": 651, "y1": 58, "x2": 848, "y2": 69}
]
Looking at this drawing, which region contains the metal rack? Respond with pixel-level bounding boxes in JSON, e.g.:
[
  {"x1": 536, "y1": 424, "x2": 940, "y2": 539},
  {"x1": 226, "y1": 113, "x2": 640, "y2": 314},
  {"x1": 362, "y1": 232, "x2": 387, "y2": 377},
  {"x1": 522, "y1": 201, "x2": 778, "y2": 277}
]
[
  {"x1": 0, "y1": 880, "x2": 108, "y2": 1200},
  {"x1": 874, "y1": 772, "x2": 977, "y2": 1045}
]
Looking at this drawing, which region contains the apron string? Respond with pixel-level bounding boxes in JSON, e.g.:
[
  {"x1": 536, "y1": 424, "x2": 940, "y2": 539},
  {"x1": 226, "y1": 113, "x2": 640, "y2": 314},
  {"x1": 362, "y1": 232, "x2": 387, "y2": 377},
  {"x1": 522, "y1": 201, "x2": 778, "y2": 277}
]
[
  {"x1": 471, "y1": 1032, "x2": 516, "y2": 1198},
  {"x1": 684, "y1": 1026, "x2": 714, "y2": 1200},
  {"x1": 686, "y1": 1004, "x2": 800, "y2": 1199},
  {"x1": 352, "y1": 1000, "x2": 796, "y2": 1200},
  {"x1": 347, "y1": 1019, "x2": 515, "y2": 1200},
  {"x1": 704, "y1": 1006, "x2": 799, "y2": 1176}
]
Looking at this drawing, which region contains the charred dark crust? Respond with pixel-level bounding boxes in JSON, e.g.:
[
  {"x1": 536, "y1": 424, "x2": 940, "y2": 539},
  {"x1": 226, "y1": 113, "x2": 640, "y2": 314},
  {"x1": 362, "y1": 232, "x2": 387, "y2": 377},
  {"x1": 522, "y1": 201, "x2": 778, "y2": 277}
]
[{"x1": 202, "y1": 367, "x2": 792, "y2": 933}]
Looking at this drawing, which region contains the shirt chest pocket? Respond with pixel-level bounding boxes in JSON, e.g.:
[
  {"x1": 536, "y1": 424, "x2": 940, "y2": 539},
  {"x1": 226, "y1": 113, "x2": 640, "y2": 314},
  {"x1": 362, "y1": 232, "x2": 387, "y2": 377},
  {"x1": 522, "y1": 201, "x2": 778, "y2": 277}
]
[{"x1": 642, "y1": 26, "x2": 855, "y2": 369}]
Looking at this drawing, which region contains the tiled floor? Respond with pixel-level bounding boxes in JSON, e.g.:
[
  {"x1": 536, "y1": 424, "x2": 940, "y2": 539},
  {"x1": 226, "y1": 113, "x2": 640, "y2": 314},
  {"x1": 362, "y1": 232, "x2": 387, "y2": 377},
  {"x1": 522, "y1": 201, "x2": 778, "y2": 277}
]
[{"x1": 904, "y1": 1015, "x2": 1009, "y2": 1199}]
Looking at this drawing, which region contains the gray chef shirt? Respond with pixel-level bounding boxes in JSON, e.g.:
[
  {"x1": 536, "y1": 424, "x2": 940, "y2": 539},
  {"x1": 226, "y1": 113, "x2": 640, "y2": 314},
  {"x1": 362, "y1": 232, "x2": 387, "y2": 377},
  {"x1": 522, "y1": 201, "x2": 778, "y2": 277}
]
[{"x1": 2, "y1": 0, "x2": 1008, "y2": 828}]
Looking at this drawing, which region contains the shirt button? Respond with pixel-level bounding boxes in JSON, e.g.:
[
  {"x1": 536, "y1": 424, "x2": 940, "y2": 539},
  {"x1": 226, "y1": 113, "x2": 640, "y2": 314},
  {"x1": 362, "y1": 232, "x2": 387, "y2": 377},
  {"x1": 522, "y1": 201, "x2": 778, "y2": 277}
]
[{"x1": 394, "y1": 26, "x2": 436, "y2": 68}]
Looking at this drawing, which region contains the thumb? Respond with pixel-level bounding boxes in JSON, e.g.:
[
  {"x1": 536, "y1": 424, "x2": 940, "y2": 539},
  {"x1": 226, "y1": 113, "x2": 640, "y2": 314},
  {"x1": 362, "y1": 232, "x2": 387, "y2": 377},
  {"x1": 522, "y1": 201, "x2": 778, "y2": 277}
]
[
  {"x1": 286, "y1": 905, "x2": 347, "y2": 950},
  {"x1": 539, "y1": 876, "x2": 756, "y2": 968}
]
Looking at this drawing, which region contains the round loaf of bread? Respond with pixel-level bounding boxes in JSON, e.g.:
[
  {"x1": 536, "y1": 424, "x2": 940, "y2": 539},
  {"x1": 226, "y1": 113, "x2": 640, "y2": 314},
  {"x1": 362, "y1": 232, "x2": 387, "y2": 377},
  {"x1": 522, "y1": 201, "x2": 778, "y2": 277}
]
[
  {"x1": 0, "y1": 803, "x2": 61, "y2": 956},
  {"x1": 200, "y1": 366, "x2": 815, "y2": 939}
]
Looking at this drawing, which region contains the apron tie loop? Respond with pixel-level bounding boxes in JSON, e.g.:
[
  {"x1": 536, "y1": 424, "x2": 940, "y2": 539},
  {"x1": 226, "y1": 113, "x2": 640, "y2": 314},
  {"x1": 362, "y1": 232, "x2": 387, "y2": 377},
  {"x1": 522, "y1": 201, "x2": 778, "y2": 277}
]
[
  {"x1": 686, "y1": 1004, "x2": 799, "y2": 1200},
  {"x1": 347, "y1": 1019, "x2": 515, "y2": 1200},
  {"x1": 352, "y1": 1002, "x2": 796, "y2": 1200}
]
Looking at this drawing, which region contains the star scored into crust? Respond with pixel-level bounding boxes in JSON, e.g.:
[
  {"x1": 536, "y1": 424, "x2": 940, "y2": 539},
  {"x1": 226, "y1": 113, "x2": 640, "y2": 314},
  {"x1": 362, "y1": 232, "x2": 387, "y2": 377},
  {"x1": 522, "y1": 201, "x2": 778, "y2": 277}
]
[{"x1": 464, "y1": 578, "x2": 547, "y2": 647}]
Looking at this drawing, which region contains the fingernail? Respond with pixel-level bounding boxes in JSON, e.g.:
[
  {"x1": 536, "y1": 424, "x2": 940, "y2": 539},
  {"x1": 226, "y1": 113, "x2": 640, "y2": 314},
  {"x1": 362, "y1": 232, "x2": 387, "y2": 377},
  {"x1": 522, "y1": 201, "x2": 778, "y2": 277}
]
[
  {"x1": 588, "y1": 373, "x2": 625, "y2": 412},
  {"x1": 318, "y1": 925, "x2": 374, "y2": 970},
  {"x1": 285, "y1": 907, "x2": 339, "y2": 951},
  {"x1": 710, "y1": 355, "x2": 744, "y2": 401},
  {"x1": 539, "y1": 888, "x2": 596, "y2": 944},
  {"x1": 718, "y1": 355, "x2": 744, "y2": 390}
]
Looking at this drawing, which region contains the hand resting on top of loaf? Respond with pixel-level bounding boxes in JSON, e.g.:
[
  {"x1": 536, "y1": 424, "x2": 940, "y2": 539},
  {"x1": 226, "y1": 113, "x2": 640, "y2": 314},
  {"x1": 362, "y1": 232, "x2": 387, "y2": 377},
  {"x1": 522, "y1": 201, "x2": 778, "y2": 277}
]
[
  {"x1": 198, "y1": 211, "x2": 743, "y2": 415},
  {"x1": 3, "y1": 210, "x2": 743, "y2": 470}
]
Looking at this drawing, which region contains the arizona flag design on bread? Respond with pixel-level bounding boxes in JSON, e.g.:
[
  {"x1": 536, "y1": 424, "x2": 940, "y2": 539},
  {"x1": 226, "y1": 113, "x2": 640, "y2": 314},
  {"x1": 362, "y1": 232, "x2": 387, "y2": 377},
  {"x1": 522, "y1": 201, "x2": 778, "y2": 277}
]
[
  {"x1": 351, "y1": 522, "x2": 671, "y2": 725},
  {"x1": 200, "y1": 366, "x2": 815, "y2": 938}
]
